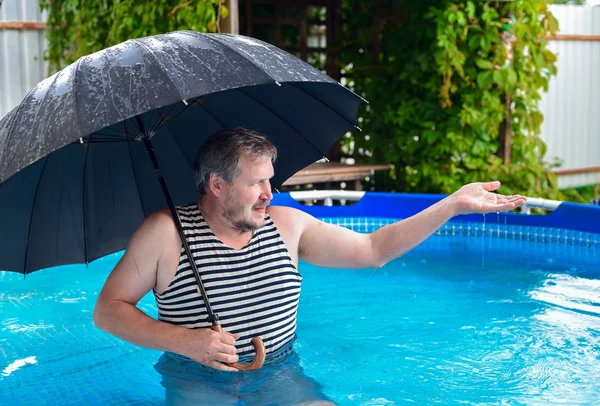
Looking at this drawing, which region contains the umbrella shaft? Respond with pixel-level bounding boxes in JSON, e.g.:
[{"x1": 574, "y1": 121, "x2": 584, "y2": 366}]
[{"x1": 140, "y1": 135, "x2": 219, "y2": 326}]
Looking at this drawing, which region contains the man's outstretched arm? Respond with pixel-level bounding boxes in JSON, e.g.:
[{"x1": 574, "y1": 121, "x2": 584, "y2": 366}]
[{"x1": 296, "y1": 181, "x2": 525, "y2": 269}]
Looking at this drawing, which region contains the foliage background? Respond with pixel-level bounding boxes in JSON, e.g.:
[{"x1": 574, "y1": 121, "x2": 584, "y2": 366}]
[
  {"x1": 39, "y1": 0, "x2": 226, "y2": 72},
  {"x1": 340, "y1": 0, "x2": 564, "y2": 199},
  {"x1": 40, "y1": 0, "x2": 594, "y2": 202}
]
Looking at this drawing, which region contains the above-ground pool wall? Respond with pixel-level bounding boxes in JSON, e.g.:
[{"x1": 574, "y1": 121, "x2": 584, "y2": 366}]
[{"x1": 271, "y1": 192, "x2": 600, "y2": 235}]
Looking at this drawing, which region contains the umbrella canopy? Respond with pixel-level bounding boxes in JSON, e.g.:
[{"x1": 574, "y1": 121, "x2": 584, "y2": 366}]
[{"x1": 0, "y1": 31, "x2": 364, "y2": 275}]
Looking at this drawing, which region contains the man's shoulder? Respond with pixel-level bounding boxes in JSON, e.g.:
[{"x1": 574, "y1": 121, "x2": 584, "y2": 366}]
[
  {"x1": 124, "y1": 209, "x2": 181, "y2": 267},
  {"x1": 144, "y1": 208, "x2": 176, "y2": 228},
  {"x1": 266, "y1": 205, "x2": 318, "y2": 229},
  {"x1": 133, "y1": 209, "x2": 179, "y2": 243},
  {"x1": 266, "y1": 205, "x2": 302, "y2": 220}
]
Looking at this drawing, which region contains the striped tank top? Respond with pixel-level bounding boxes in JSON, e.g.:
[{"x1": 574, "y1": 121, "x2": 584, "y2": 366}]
[{"x1": 153, "y1": 203, "x2": 302, "y2": 364}]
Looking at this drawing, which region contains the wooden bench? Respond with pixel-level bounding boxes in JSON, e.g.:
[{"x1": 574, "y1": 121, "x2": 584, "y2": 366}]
[{"x1": 282, "y1": 162, "x2": 392, "y2": 190}]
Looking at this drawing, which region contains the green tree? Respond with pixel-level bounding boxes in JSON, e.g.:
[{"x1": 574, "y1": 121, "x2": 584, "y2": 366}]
[
  {"x1": 40, "y1": 0, "x2": 227, "y2": 72},
  {"x1": 341, "y1": 0, "x2": 562, "y2": 199}
]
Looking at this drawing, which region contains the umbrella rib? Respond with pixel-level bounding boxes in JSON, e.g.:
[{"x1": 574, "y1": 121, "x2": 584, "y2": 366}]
[
  {"x1": 82, "y1": 143, "x2": 90, "y2": 265},
  {"x1": 236, "y1": 88, "x2": 328, "y2": 157},
  {"x1": 93, "y1": 128, "x2": 126, "y2": 138},
  {"x1": 149, "y1": 104, "x2": 160, "y2": 133},
  {"x1": 288, "y1": 82, "x2": 360, "y2": 129},
  {"x1": 197, "y1": 103, "x2": 228, "y2": 129},
  {"x1": 23, "y1": 155, "x2": 50, "y2": 275},
  {"x1": 78, "y1": 130, "x2": 130, "y2": 144},
  {"x1": 163, "y1": 124, "x2": 193, "y2": 173},
  {"x1": 0, "y1": 104, "x2": 26, "y2": 181},
  {"x1": 126, "y1": 117, "x2": 143, "y2": 140},
  {"x1": 150, "y1": 103, "x2": 178, "y2": 134},
  {"x1": 153, "y1": 98, "x2": 199, "y2": 135},
  {"x1": 36, "y1": 71, "x2": 70, "y2": 163},
  {"x1": 202, "y1": 34, "x2": 274, "y2": 83},
  {"x1": 135, "y1": 40, "x2": 185, "y2": 109},
  {"x1": 73, "y1": 58, "x2": 85, "y2": 142},
  {"x1": 0, "y1": 168, "x2": 27, "y2": 273},
  {"x1": 85, "y1": 138, "x2": 130, "y2": 143},
  {"x1": 126, "y1": 135, "x2": 148, "y2": 218},
  {"x1": 179, "y1": 33, "x2": 248, "y2": 85},
  {"x1": 152, "y1": 103, "x2": 185, "y2": 134}
]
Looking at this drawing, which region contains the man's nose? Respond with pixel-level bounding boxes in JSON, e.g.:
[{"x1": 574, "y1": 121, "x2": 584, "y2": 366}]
[{"x1": 261, "y1": 182, "x2": 273, "y2": 201}]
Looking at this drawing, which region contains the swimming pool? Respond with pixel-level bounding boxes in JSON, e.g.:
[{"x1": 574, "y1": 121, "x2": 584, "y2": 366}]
[{"x1": 1, "y1": 192, "x2": 599, "y2": 405}]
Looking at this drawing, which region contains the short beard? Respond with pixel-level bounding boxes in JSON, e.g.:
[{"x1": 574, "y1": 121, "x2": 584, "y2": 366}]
[{"x1": 222, "y1": 199, "x2": 269, "y2": 232}]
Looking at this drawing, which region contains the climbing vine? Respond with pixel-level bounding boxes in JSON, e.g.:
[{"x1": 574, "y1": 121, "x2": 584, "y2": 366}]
[
  {"x1": 341, "y1": 0, "x2": 563, "y2": 199},
  {"x1": 40, "y1": 0, "x2": 227, "y2": 72}
]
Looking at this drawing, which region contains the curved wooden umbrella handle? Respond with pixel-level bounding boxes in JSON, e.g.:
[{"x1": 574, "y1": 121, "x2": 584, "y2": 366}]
[{"x1": 211, "y1": 325, "x2": 266, "y2": 371}]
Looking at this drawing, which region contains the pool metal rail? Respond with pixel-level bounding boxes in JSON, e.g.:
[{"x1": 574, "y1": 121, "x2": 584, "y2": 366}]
[{"x1": 286, "y1": 190, "x2": 562, "y2": 214}]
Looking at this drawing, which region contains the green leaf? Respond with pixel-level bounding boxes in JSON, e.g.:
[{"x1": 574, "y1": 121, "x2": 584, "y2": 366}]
[
  {"x1": 544, "y1": 49, "x2": 557, "y2": 63},
  {"x1": 479, "y1": 35, "x2": 488, "y2": 51},
  {"x1": 493, "y1": 69, "x2": 504, "y2": 87},
  {"x1": 506, "y1": 68, "x2": 518, "y2": 88},
  {"x1": 475, "y1": 58, "x2": 494, "y2": 70},
  {"x1": 466, "y1": 1, "x2": 476, "y2": 19},
  {"x1": 477, "y1": 71, "x2": 494, "y2": 88},
  {"x1": 468, "y1": 35, "x2": 480, "y2": 51},
  {"x1": 456, "y1": 11, "x2": 467, "y2": 26},
  {"x1": 547, "y1": 15, "x2": 559, "y2": 34},
  {"x1": 526, "y1": 172, "x2": 536, "y2": 186}
]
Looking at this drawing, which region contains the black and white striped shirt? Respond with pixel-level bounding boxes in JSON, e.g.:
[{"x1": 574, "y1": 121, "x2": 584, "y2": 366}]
[{"x1": 154, "y1": 203, "x2": 302, "y2": 363}]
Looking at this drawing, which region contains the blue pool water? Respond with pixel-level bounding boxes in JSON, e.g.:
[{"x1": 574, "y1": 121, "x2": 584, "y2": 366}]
[{"x1": 1, "y1": 219, "x2": 599, "y2": 405}]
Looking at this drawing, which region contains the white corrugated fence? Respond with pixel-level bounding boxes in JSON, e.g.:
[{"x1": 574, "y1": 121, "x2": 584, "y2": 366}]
[
  {"x1": 0, "y1": 0, "x2": 48, "y2": 119},
  {"x1": 541, "y1": 4, "x2": 600, "y2": 188}
]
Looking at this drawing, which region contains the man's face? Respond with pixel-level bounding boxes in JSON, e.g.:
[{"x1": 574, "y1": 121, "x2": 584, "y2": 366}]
[{"x1": 220, "y1": 155, "x2": 274, "y2": 232}]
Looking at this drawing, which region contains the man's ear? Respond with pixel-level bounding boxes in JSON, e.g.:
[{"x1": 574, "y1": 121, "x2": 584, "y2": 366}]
[{"x1": 208, "y1": 173, "x2": 225, "y2": 197}]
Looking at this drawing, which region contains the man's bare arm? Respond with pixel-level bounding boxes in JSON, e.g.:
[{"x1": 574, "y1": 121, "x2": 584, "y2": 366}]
[
  {"x1": 295, "y1": 198, "x2": 454, "y2": 268},
  {"x1": 296, "y1": 182, "x2": 525, "y2": 269},
  {"x1": 93, "y1": 210, "x2": 240, "y2": 371}
]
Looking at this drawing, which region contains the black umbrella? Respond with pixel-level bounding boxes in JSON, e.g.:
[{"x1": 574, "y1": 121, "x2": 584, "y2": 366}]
[{"x1": 0, "y1": 31, "x2": 364, "y2": 369}]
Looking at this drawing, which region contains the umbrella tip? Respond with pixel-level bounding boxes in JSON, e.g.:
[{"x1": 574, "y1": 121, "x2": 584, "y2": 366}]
[
  {"x1": 274, "y1": 188, "x2": 280, "y2": 194},
  {"x1": 354, "y1": 125, "x2": 362, "y2": 132},
  {"x1": 275, "y1": 81, "x2": 281, "y2": 87},
  {"x1": 182, "y1": 99, "x2": 189, "y2": 106}
]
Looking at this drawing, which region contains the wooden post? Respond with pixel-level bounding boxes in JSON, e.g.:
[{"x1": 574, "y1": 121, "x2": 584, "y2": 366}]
[
  {"x1": 274, "y1": 1, "x2": 281, "y2": 47},
  {"x1": 326, "y1": 0, "x2": 343, "y2": 162},
  {"x1": 222, "y1": 0, "x2": 239, "y2": 34},
  {"x1": 498, "y1": 93, "x2": 512, "y2": 165},
  {"x1": 300, "y1": 5, "x2": 307, "y2": 61},
  {"x1": 374, "y1": 0, "x2": 382, "y2": 58},
  {"x1": 498, "y1": 14, "x2": 515, "y2": 165},
  {"x1": 245, "y1": 0, "x2": 252, "y2": 37}
]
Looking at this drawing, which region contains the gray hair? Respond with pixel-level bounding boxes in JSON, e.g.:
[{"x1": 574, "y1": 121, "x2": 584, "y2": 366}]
[{"x1": 194, "y1": 128, "x2": 278, "y2": 195}]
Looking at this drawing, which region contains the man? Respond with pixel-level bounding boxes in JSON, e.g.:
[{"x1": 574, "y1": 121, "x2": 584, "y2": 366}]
[{"x1": 93, "y1": 127, "x2": 525, "y2": 405}]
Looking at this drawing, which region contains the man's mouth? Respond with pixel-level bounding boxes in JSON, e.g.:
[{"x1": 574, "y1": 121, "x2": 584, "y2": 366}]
[{"x1": 253, "y1": 201, "x2": 270, "y2": 211}]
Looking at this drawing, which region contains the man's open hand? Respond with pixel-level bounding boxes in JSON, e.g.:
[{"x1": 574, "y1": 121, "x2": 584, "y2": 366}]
[{"x1": 449, "y1": 181, "x2": 526, "y2": 215}]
